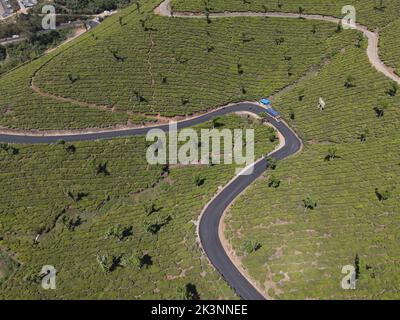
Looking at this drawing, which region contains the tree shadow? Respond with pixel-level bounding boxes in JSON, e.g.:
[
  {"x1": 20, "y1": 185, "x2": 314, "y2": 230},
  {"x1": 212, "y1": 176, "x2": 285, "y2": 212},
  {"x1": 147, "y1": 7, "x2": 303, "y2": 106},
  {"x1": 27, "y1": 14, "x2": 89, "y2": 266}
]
[
  {"x1": 185, "y1": 283, "x2": 200, "y2": 300},
  {"x1": 139, "y1": 254, "x2": 153, "y2": 269}
]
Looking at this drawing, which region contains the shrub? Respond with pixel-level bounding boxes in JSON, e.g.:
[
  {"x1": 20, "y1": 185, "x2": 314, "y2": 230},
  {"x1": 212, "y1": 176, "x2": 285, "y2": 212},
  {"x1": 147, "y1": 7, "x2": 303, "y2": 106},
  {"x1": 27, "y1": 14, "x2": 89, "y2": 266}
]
[
  {"x1": 96, "y1": 253, "x2": 121, "y2": 274},
  {"x1": 289, "y1": 108, "x2": 295, "y2": 120},
  {"x1": 243, "y1": 240, "x2": 262, "y2": 254},
  {"x1": 268, "y1": 175, "x2": 280, "y2": 188},
  {"x1": 266, "y1": 156, "x2": 277, "y2": 170},
  {"x1": 105, "y1": 224, "x2": 133, "y2": 241},
  {"x1": 373, "y1": 103, "x2": 387, "y2": 117},
  {"x1": 358, "y1": 126, "x2": 369, "y2": 143},
  {"x1": 344, "y1": 75, "x2": 356, "y2": 88},
  {"x1": 303, "y1": 197, "x2": 317, "y2": 211},
  {"x1": 142, "y1": 201, "x2": 157, "y2": 216},
  {"x1": 95, "y1": 162, "x2": 110, "y2": 176},
  {"x1": 324, "y1": 147, "x2": 337, "y2": 161},
  {"x1": 386, "y1": 82, "x2": 398, "y2": 96},
  {"x1": 194, "y1": 175, "x2": 205, "y2": 187},
  {"x1": 0, "y1": 143, "x2": 18, "y2": 155},
  {"x1": 375, "y1": 188, "x2": 390, "y2": 201},
  {"x1": 65, "y1": 144, "x2": 76, "y2": 154},
  {"x1": 0, "y1": 45, "x2": 6, "y2": 61},
  {"x1": 144, "y1": 215, "x2": 171, "y2": 234}
]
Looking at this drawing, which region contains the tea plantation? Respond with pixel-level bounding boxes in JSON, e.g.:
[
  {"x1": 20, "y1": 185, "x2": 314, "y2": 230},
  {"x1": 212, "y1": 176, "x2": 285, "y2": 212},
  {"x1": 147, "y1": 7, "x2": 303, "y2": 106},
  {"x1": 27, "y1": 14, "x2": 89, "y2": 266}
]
[
  {"x1": 0, "y1": 114, "x2": 277, "y2": 299},
  {"x1": 172, "y1": 0, "x2": 400, "y2": 28},
  {"x1": 1, "y1": 0, "x2": 400, "y2": 300},
  {"x1": 225, "y1": 37, "x2": 400, "y2": 299}
]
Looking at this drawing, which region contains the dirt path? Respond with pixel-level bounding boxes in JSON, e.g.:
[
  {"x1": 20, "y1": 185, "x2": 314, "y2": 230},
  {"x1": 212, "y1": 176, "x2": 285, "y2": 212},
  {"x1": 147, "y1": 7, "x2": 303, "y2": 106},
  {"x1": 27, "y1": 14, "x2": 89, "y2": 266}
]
[
  {"x1": 17, "y1": 0, "x2": 399, "y2": 138},
  {"x1": 156, "y1": 0, "x2": 400, "y2": 85},
  {"x1": 154, "y1": 0, "x2": 400, "y2": 300},
  {"x1": 45, "y1": 27, "x2": 87, "y2": 54}
]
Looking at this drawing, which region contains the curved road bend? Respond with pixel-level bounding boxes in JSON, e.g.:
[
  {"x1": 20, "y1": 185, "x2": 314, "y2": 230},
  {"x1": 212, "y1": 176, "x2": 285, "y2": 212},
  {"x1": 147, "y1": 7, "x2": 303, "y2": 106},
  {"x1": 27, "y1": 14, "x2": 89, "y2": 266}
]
[
  {"x1": 0, "y1": 102, "x2": 301, "y2": 300},
  {"x1": 0, "y1": 0, "x2": 398, "y2": 300},
  {"x1": 155, "y1": 0, "x2": 400, "y2": 85},
  {"x1": 199, "y1": 107, "x2": 301, "y2": 300}
]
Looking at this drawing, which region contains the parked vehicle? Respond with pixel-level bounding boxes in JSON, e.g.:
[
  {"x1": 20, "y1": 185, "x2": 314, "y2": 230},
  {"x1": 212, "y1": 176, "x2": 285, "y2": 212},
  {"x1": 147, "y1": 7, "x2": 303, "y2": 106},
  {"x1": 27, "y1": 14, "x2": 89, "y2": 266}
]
[{"x1": 266, "y1": 108, "x2": 281, "y2": 121}]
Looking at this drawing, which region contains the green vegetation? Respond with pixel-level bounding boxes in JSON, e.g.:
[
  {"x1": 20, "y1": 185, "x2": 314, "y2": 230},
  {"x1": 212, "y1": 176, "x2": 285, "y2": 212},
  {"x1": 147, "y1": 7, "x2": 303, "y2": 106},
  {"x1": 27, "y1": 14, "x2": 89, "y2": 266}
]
[
  {"x1": 0, "y1": 114, "x2": 276, "y2": 299},
  {"x1": 0, "y1": 251, "x2": 20, "y2": 286},
  {"x1": 43, "y1": 0, "x2": 135, "y2": 15},
  {"x1": 172, "y1": 0, "x2": 400, "y2": 28},
  {"x1": 1, "y1": 0, "x2": 400, "y2": 300},
  {"x1": 0, "y1": 0, "x2": 357, "y2": 129},
  {"x1": 0, "y1": 29, "x2": 72, "y2": 74},
  {"x1": 380, "y1": 18, "x2": 400, "y2": 76}
]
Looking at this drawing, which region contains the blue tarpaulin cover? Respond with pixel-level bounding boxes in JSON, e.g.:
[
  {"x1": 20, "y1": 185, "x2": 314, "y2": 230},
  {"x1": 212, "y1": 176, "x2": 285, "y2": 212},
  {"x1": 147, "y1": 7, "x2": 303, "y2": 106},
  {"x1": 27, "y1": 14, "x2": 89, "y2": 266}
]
[{"x1": 260, "y1": 99, "x2": 271, "y2": 105}]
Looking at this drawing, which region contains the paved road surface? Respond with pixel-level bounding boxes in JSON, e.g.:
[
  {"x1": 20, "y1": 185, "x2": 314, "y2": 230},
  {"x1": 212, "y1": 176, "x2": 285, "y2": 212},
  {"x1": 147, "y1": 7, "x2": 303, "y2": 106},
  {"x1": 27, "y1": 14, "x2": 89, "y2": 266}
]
[
  {"x1": 156, "y1": 0, "x2": 400, "y2": 85},
  {"x1": 0, "y1": 102, "x2": 301, "y2": 300}
]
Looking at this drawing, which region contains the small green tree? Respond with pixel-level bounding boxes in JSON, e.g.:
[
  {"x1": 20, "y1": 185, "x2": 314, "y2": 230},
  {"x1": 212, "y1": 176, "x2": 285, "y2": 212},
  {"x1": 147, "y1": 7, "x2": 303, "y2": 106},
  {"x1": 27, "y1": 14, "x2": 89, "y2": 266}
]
[
  {"x1": 355, "y1": 253, "x2": 360, "y2": 279},
  {"x1": 237, "y1": 62, "x2": 244, "y2": 75},
  {"x1": 65, "y1": 144, "x2": 76, "y2": 154},
  {"x1": 289, "y1": 108, "x2": 295, "y2": 120},
  {"x1": 0, "y1": 143, "x2": 18, "y2": 155},
  {"x1": 386, "y1": 81, "x2": 398, "y2": 96},
  {"x1": 138, "y1": 253, "x2": 153, "y2": 269},
  {"x1": 96, "y1": 253, "x2": 120, "y2": 273},
  {"x1": 95, "y1": 162, "x2": 109, "y2": 176},
  {"x1": 261, "y1": 4, "x2": 268, "y2": 16},
  {"x1": 268, "y1": 131, "x2": 277, "y2": 142},
  {"x1": 105, "y1": 224, "x2": 132, "y2": 241},
  {"x1": 134, "y1": 0, "x2": 140, "y2": 12},
  {"x1": 373, "y1": 102, "x2": 387, "y2": 118},
  {"x1": 344, "y1": 75, "x2": 355, "y2": 88},
  {"x1": 176, "y1": 283, "x2": 200, "y2": 300},
  {"x1": 374, "y1": 0, "x2": 386, "y2": 11},
  {"x1": 64, "y1": 189, "x2": 87, "y2": 202},
  {"x1": 375, "y1": 188, "x2": 390, "y2": 201},
  {"x1": 194, "y1": 174, "x2": 205, "y2": 187},
  {"x1": 324, "y1": 147, "x2": 337, "y2": 161},
  {"x1": 266, "y1": 156, "x2": 277, "y2": 170},
  {"x1": 358, "y1": 126, "x2": 369, "y2": 143},
  {"x1": 212, "y1": 117, "x2": 221, "y2": 128},
  {"x1": 298, "y1": 89, "x2": 305, "y2": 101},
  {"x1": 268, "y1": 175, "x2": 280, "y2": 188},
  {"x1": 355, "y1": 34, "x2": 363, "y2": 48},
  {"x1": 143, "y1": 201, "x2": 157, "y2": 216},
  {"x1": 144, "y1": 215, "x2": 171, "y2": 234},
  {"x1": 0, "y1": 45, "x2": 7, "y2": 61},
  {"x1": 311, "y1": 24, "x2": 317, "y2": 35},
  {"x1": 298, "y1": 6, "x2": 305, "y2": 18},
  {"x1": 243, "y1": 240, "x2": 262, "y2": 254}
]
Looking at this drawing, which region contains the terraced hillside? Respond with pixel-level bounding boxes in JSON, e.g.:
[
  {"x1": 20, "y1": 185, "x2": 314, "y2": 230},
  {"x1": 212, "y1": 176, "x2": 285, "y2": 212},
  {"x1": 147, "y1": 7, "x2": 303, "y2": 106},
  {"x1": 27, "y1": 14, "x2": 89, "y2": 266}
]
[
  {"x1": 380, "y1": 19, "x2": 400, "y2": 76},
  {"x1": 225, "y1": 35, "x2": 400, "y2": 299},
  {"x1": 172, "y1": 0, "x2": 400, "y2": 28},
  {"x1": 0, "y1": 114, "x2": 276, "y2": 299},
  {"x1": 0, "y1": 0, "x2": 357, "y2": 129},
  {"x1": 1, "y1": 0, "x2": 400, "y2": 300}
]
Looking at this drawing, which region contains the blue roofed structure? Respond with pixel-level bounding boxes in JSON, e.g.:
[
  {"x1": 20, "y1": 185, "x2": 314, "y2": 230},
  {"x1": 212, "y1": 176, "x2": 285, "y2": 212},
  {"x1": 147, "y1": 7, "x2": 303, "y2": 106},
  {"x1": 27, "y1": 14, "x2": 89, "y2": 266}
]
[{"x1": 260, "y1": 98, "x2": 271, "y2": 106}]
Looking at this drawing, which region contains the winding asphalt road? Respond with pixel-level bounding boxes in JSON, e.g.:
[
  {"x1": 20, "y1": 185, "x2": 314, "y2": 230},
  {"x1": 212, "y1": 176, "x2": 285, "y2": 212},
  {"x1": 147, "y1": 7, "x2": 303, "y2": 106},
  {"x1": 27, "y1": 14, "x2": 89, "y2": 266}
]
[{"x1": 1, "y1": 0, "x2": 398, "y2": 300}]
